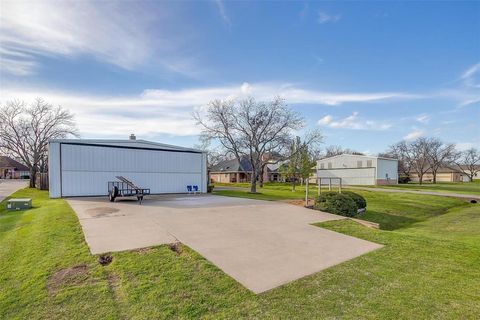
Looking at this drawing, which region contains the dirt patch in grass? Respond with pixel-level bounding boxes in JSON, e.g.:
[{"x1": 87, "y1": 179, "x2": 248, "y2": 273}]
[
  {"x1": 168, "y1": 242, "x2": 183, "y2": 255},
  {"x1": 132, "y1": 247, "x2": 153, "y2": 255},
  {"x1": 98, "y1": 254, "x2": 113, "y2": 266},
  {"x1": 86, "y1": 207, "x2": 121, "y2": 218},
  {"x1": 284, "y1": 199, "x2": 315, "y2": 207},
  {"x1": 47, "y1": 264, "x2": 88, "y2": 295}
]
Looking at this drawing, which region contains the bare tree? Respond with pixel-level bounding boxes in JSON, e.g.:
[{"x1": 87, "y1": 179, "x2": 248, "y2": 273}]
[
  {"x1": 453, "y1": 148, "x2": 480, "y2": 182},
  {"x1": 194, "y1": 97, "x2": 305, "y2": 193},
  {"x1": 322, "y1": 145, "x2": 363, "y2": 158},
  {"x1": 193, "y1": 135, "x2": 230, "y2": 168},
  {"x1": 426, "y1": 138, "x2": 456, "y2": 183},
  {"x1": 385, "y1": 141, "x2": 411, "y2": 179},
  {"x1": 407, "y1": 138, "x2": 432, "y2": 184},
  {"x1": 0, "y1": 99, "x2": 78, "y2": 187}
]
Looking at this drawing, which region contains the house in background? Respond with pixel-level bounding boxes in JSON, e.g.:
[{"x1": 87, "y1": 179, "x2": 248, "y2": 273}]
[
  {"x1": 316, "y1": 154, "x2": 398, "y2": 186},
  {"x1": 209, "y1": 156, "x2": 280, "y2": 183},
  {"x1": 0, "y1": 156, "x2": 29, "y2": 179},
  {"x1": 408, "y1": 166, "x2": 478, "y2": 183}
]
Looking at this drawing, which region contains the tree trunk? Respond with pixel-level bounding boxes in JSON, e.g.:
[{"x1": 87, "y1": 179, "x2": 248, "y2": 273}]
[
  {"x1": 418, "y1": 173, "x2": 423, "y2": 185},
  {"x1": 250, "y1": 171, "x2": 257, "y2": 193},
  {"x1": 259, "y1": 167, "x2": 264, "y2": 188},
  {"x1": 291, "y1": 178, "x2": 296, "y2": 192},
  {"x1": 29, "y1": 167, "x2": 37, "y2": 188},
  {"x1": 432, "y1": 169, "x2": 437, "y2": 184}
]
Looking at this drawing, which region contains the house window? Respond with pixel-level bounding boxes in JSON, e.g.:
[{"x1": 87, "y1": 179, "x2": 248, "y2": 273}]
[
  {"x1": 225, "y1": 173, "x2": 228, "y2": 178},
  {"x1": 328, "y1": 162, "x2": 332, "y2": 169},
  {"x1": 357, "y1": 161, "x2": 362, "y2": 168},
  {"x1": 320, "y1": 163, "x2": 324, "y2": 169},
  {"x1": 367, "y1": 160, "x2": 372, "y2": 167}
]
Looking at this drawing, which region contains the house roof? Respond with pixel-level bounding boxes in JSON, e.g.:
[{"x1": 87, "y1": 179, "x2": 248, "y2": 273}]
[
  {"x1": 49, "y1": 139, "x2": 204, "y2": 153},
  {"x1": 210, "y1": 156, "x2": 253, "y2": 172},
  {"x1": 318, "y1": 153, "x2": 398, "y2": 162},
  {"x1": 0, "y1": 156, "x2": 29, "y2": 171}
]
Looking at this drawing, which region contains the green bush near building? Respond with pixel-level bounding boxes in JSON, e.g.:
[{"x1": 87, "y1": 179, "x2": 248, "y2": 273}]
[{"x1": 314, "y1": 191, "x2": 367, "y2": 217}]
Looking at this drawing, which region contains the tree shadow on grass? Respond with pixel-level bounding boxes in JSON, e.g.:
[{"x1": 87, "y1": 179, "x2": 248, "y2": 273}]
[{"x1": 358, "y1": 210, "x2": 420, "y2": 231}]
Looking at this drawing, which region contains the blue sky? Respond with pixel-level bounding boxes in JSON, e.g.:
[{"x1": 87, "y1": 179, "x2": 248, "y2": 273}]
[{"x1": 1, "y1": 0, "x2": 479, "y2": 154}]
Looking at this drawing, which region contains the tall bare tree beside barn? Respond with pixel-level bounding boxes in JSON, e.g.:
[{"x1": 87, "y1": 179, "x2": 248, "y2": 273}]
[
  {"x1": 426, "y1": 138, "x2": 456, "y2": 183},
  {"x1": 0, "y1": 99, "x2": 78, "y2": 188},
  {"x1": 453, "y1": 148, "x2": 480, "y2": 182},
  {"x1": 194, "y1": 97, "x2": 309, "y2": 193}
]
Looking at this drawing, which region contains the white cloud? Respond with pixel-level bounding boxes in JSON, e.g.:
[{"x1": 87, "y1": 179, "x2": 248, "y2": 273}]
[
  {"x1": 1, "y1": 83, "x2": 412, "y2": 138},
  {"x1": 317, "y1": 112, "x2": 392, "y2": 130},
  {"x1": 403, "y1": 129, "x2": 425, "y2": 141},
  {"x1": 461, "y1": 62, "x2": 480, "y2": 88},
  {"x1": 318, "y1": 12, "x2": 341, "y2": 24},
  {"x1": 0, "y1": 1, "x2": 193, "y2": 76},
  {"x1": 214, "y1": 0, "x2": 231, "y2": 26},
  {"x1": 318, "y1": 115, "x2": 333, "y2": 125},
  {"x1": 456, "y1": 142, "x2": 480, "y2": 151},
  {"x1": 414, "y1": 113, "x2": 430, "y2": 124}
]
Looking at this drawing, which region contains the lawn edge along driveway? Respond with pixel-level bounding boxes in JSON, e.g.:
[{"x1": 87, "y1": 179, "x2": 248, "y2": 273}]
[{"x1": 67, "y1": 194, "x2": 382, "y2": 293}]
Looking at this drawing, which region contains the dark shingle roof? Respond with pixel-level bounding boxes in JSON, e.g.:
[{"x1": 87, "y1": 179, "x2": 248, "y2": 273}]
[
  {"x1": 0, "y1": 156, "x2": 29, "y2": 171},
  {"x1": 210, "y1": 156, "x2": 253, "y2": 172}
]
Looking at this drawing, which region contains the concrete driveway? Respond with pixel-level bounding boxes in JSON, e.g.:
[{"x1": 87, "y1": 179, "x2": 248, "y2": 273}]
[
  {"x1": 67, "y1": 195, "x2": 382, "y2": 293},
  {"x1": 0, "y1": 179, "x2": 28, "y2": 202}
]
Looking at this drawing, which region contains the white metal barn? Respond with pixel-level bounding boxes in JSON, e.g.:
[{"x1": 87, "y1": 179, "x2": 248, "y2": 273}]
[
  {"x1": 48, "y1": 138, "x2": 207, "y2": 198},
  {"x1": 316, "y1": 154, "x2": 398, "y2": 186}
]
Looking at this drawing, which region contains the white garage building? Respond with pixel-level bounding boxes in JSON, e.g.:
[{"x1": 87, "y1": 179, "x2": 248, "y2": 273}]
[
  {"x1": 316, "y1": 154, "x2": 398, "y2": 186},
  {"x1": 48, "y1": 138, "x2": 207, "y2": 198}
]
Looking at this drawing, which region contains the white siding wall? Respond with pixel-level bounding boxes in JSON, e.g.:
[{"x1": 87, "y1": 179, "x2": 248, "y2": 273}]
[
  {"x1": 317, "y1": 155, "x2": 377, "y2": 170},
  {"x1": 50, "y1": 143, "x2": 206, "y2": 197},
  {"x1": 317, "y1": 168, "x2": 376, "y2": 185},
  {"x1": 316, "y1": 154, "x2": 400, "y2": 186},
  {"x1": 48, "y1": 142, "x2": 61, "y2": 198},
  {"x1": 376, "y1": 159, "x2": 398, "y2": 182}
]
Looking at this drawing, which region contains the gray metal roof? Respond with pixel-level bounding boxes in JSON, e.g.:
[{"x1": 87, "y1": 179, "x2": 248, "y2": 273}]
[{"x1": 49, "y1": 139, "x2": 204, "y2": 153}]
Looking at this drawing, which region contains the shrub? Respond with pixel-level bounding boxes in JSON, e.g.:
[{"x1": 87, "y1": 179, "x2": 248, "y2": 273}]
[
  {"x1": 398, "y1": 175, "x2": 411, "y2": 184},
  {"x1": 314, "y1": 192, "x2": 358, "y2": 217},
  {"x1": 207, "y1": 185, "x2": 214, "y2": 193},
  {"x1": 341, "y1": 191, "x2": 367, "y2": 209}
]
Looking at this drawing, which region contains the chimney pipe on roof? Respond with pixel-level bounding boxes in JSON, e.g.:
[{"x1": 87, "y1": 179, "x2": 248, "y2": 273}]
[{"x1": 129, "y1": 134, "x2": 136, "y2": 140}]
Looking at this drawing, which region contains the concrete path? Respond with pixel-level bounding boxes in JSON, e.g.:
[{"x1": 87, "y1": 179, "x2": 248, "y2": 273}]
[
  {"x1": 348, "y1": 186, "x2": 480, "y2": 200},
  {"x1": 67, "y1": 194, "x2": 381, "y2": 294},
  {"x1": 0, "y1": 180, "x2": 28, "y2": 202}
]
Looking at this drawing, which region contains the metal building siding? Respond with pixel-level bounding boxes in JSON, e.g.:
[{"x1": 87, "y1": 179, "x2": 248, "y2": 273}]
[
  {"x1": 376, "y1": 159, "x2": 398, "y2": 181},
  {"x1": 48, "y1": 142, "x2": 62, "y2": 198},
  {"x1": 58, "y1": 144, "x2": 205, "y2": 197},
  {"x1": 317, "y1": 167, "x2": 375, "y2": 185},
  {"x1": 317, "y1": 154, "x2": 378, "y2": 169}
]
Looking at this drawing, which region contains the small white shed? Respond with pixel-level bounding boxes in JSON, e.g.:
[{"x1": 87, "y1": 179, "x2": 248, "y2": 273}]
[
  {"x1": 48, "y1": 138, "x2": 207, "y2": 198},
  {"x1": 316, "y1": 154, "x2": 398, "y2": 186}
]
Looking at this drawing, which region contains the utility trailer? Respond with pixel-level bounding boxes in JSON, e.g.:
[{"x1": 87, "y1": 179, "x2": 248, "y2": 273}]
[{"x1": 108, "y1": 176, "x2": 150, "y2": 204}]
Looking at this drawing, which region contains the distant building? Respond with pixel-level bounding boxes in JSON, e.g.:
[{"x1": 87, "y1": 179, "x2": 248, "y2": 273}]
[
  {"x1": 209, "y1": 156, "x2": 280, "y2": 183},
  {"x1": 0, "y1": 156, "x2": 29, "y2": 179},
  {"x1": 316, "y1": 154, "x2": 398, "y2": 185},
  {"x1": 407, "y1": 166, "x2": 479, "y2": 183}
]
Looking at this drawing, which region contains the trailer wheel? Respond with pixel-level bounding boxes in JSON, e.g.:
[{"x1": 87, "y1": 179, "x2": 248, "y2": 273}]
[
  {"x1": 109, "y1": 191, "x2": 115, "y2": 202},
  {"x1": 112, "y1": 186, "x2": 119, "y2": 197}
]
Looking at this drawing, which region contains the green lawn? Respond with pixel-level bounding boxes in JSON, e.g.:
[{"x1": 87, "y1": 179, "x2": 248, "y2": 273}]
[
  {"x1": 367, "y1": 180, "x2": 480, "y2": 195},
  {"x1": 1, "y1": 188, "x2": 480, "y2": 319}
]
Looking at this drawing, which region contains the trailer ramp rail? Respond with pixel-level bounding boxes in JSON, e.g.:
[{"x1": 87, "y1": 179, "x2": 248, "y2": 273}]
[{"x1": 108, "y1": 176, "x2": 150, "y2": 204}]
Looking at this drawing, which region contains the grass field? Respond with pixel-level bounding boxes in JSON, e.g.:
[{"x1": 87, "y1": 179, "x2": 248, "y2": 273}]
[
  {"x1": 1, "y1": 187, "x2": 480, "y2": 319},
  {"x1": 368, "y1": 180, "x2": 480, "y2": 195}
]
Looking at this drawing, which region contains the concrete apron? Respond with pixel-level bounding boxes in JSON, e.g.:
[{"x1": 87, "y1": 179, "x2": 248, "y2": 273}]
[{"x1": 67, "y1": 195, "x2": 382, "y2": 294}]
